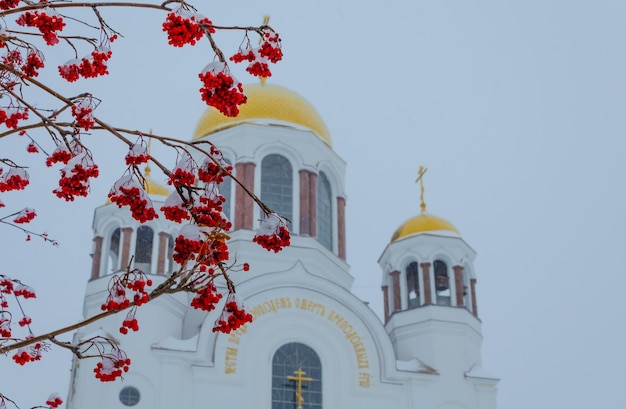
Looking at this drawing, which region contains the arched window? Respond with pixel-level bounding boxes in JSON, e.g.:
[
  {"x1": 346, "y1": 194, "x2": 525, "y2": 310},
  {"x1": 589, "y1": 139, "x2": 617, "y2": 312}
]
[
  {"x1": 135, "y1": 226, "x2": 153, "y2": 274},
  {"x1": 272, "y1": 343, "x2": 322, "y2": 409},
  {"x1": 316, "y1": 172, "x2": 332, "y2": 251},
  {"x1": 261, "y1": 154, "x2": 293, "y2": 224},
  {"x1": 434, "y1": 259, "x2": 451, "y2": 306},
  {"x1": 406, "y1": 261, "x2": 420, "y2": 309},
  {"x1": 108, "y1": 228, "x2": 121, "y2": 274}
]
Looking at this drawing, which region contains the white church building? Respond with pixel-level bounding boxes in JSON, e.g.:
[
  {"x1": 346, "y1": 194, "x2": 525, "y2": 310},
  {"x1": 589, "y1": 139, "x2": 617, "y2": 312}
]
[{"x1": 65, "y1": 82, "x2": 499, "y2": 409}]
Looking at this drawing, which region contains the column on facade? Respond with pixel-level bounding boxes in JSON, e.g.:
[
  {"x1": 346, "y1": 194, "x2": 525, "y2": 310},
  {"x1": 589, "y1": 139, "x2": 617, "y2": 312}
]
[
  {"x1": 120, "y1": 227, "x2": 133, "y2": 270},
  {"x1": 234, "y1": 162, "x2": 255, "y2": 230},
  {"x1": 337, "y1": 197, "x2": 346, "y2": 260},
  {"x1": 420, "y1": 262, "x2": 432, "y2": 305},
  {"x1": 299, "y1": 170, "x2": 317, "y2": 236},
  {"x1": 390, "y1": 270, "x2": 401, "y2": 312},
  {"x1": 382, "y1": 285, "x2": 390, "y2": 323},
  {"x1": 157, "y1": 232, "x2": 170, "y2": 275},
  {"x1": 470, "y1": 278, "x2": 478, "y2": 317},
  {"x1": 90, "y1": 236, "x2": 103, "y2": 280},
  {"x1": 453, "y1": 265, "x2": 465, "y2": 307}
]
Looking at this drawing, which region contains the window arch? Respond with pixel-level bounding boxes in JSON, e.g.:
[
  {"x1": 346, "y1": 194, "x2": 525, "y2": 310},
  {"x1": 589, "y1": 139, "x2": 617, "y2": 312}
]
[
  {"x1": 317, "y1": 172, "x2": 332, "y2": 250},
  {"x1": 406, "y1": 261, "x2": 420, "y2": 309},
  {"x1": 135, "y1": 226, "x2": 153, "y2": 274},
  {"x1": 272, "y1": 342, "x2": 322, "y2": 409},
  {"x1": 434, "y1": 259, "x2": 451, "y2": 306},
  {"x1": 261, "y1": 154, "x2": 293, "y2": 224},
  {"x1": 108, "y1": 227, "x2": 121, "y2": 274}
]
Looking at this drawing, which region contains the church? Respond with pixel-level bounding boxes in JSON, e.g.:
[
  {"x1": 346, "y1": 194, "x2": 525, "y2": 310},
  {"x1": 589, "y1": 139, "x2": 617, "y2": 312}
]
[{"x1": 64, "y1": 81, "x2": 499, "y2": 409}]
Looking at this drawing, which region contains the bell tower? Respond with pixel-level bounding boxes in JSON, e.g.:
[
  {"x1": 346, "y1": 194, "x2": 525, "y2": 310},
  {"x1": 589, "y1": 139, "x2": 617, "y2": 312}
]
[{"x1": 379, "y1": 168, "x2": 498, "y2": 407}]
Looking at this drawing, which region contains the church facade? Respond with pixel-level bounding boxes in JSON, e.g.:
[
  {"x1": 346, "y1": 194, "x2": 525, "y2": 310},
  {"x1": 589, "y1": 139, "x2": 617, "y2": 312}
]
[{"x1": 65, "y1": 83, "x2": 499, "y2": 409}]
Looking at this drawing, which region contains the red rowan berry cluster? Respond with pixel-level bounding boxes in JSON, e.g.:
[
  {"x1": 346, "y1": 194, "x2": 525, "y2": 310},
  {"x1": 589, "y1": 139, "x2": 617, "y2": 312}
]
[
  {"x1": 162, "y1": 9, "x2": 214, "y2": 47},
  {"x1": 26, "y1": 142, "x2": 38, "y2": 153},
  {"x1": 108, "y1": 174, "x2": 158, "y2": 223},
  {"x1": 101, "y1": 276, "x2": 130, "y2": 312},
  {"x1": 52, "y1": 149, "x2": 99, "y2": 201},
  {"x1": 71, "y1": 97, "x2": 95, "y2": 131},
  {"x1": 160, "y1": 191, "x2": 191, "y2": 223},
  {"x1": 0, "y1": 167, "x2": 29, "y2": 192},
  {"x1": 0, "y1": 0, "x2": 19, "y2": 11},
  {"x1": 198, "y1": 147, "x2": 232, "y2": 184},
  {"x1": 17, "y1": 316, "x2": 31, "y2": 327},
  {"x1": 0, "y1": 312, "x2": 11, "y2": 337},
  {"x1": 230, "y1": 31, "x2": 282, "y2": 78},
  {"x1": 45, "y1": 142, "x2": 73, "y2": 167},
  {"x1": 45, "y1": 393, "x2": 63, "y2": 408},
  {"x1": 58, "y1": 48, "x2": 112, "y2": 82},
  {"x1": 190, "y1": 282, "x2": 222, "y2": 312},
  {"x1": 168, "y1": 152, "x2": 196, "y2": 187},
  {"x1": 213, "y1": 293, "x2": 253, "y2": 334},
  {"x1": 15, "y1": 10, "x2": 66, "y2": 46},
  {"x1": 94, "y1": 349, "x2": 130, "y2": 382},
  {"x1": 12, "y1": 208, "x2": 36, "y2": 224},
  {"x1": 12, "y1": 341, "x2": 43, "y2": 365},
  {"x1": 119, "y1": 307, "x2": 139, "y2": 334},
  {"x1": 198, "y1": 62, "x2": 247, "y2": 117},
  {"x1": 0, "y1": 108, "x2": 29, "y2": 130},
  {"x1": 22, "y1": 51, "x2": 44, "y2": 78},
  {"x1": 253, "y1": 213, "x2": 291, "y2": 253},
  {"x1": 125, "y1": 140, "x2": 150, "y2": 165},
  {"x1": 172, "y1": 224, "x2": 207, "y2": 264},
  {"x1": 101, "y1": 271, "x2": 152, "y2": 314}
]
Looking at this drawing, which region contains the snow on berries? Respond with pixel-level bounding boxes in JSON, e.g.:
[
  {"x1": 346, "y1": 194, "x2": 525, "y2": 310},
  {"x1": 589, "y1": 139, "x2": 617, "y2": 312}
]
[
  {"x1": 198, "y1": 147, "x2": 232, "y2": 184},
  {"x1": 93, "y1": 348, "x2": 131, "y2": 382},
  {"x1": 52, "y1": 149, "x2": 99, "y2": 201},
  {"x1": 71, "y1": 96, "x2": 95, "y2": 131},
  {"x1": 190, "y1": 282, "x2": 222, "y2": 312},
  {"x1": 45, "y1": 393, "x2": 63, "y2": 408},
  {"x1": 230, "y1": 31, "x2": 282, "y2": 78},
  {"x1": 15, "y1": 9, "x2": 66, "y2": 46},
  {"x1": 12, "y1": 207, "x2": 36, "y2": 224},
  {"x1": 125, "y1": 139, "x2": 150, "y2": 166},
  {"x1": 160, "y1": 191, "x2": 191, "y2": 223},
  {"x1": 108, "y1": 174, "x2": 158, "y2": 223},
  {"x1": 162, "y1": 8, "x2": 214, "y2": 47},
  {"x1": 0, "y1": 166, "x2": 29, "y2": 192},
  {"x1": 198, "y1": 62, "x2": 247, "y2": 117},
  {"x1": 58, "y1": 47, "x2": 112, "y2": 82},
  {"x1": 46, "y1": 142, "x2": 73, "y2": 167},
  {"x1": 212, "y1": 292, "x2": 253, "y2": 334},
  {"x1": 168, "y1": 152, "x2": 196, "y2": 187},
  {"x1": 253, "y1": 213, "x2": 291, "y2": 253}
]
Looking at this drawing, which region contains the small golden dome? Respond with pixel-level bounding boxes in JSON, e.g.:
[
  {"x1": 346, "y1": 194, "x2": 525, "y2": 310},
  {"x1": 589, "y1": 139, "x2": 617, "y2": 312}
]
[
  {"x1": 391, "y1": 214, "x2": 460, "y2": 242},
  {"x1": 192, "y1": 82, "x2": 331, "y2": 146},
  {"x1": 144, "y1": 178, "x2": 170, "y2": 197}
]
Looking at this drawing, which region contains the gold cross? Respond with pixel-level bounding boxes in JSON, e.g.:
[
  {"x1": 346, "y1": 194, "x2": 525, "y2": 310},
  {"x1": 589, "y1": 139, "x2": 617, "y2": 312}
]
[
  {"x1": 415, "y1": 165, "x2": 428, "y2": 214},
  {"x1": 287, "y1": 368, "x2": 313, "y2": 409}
]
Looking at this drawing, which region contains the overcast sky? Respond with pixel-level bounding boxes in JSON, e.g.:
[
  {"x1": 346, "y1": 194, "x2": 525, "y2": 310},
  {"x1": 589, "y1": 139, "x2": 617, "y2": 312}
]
[{"x1": 1, "y1": 1, "x2": 626, "y2": 408}]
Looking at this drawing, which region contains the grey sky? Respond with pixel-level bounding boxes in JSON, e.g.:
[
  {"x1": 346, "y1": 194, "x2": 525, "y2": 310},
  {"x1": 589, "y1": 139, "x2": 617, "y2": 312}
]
[{"x1": 1, "y1": 1, "x2": 625, "y2": 408}]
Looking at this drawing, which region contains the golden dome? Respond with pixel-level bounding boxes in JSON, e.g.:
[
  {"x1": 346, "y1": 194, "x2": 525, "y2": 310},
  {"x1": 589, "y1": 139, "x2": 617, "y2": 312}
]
[
  {"x1": 143, "y1": 165, "x2": 170, "y2": 197},
  {"x1": 192, "y1": 82, "x2": 331, "y2": 146},
  {"x1": 391, "y1": 214, "x2": 460, "y2": 242}
]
